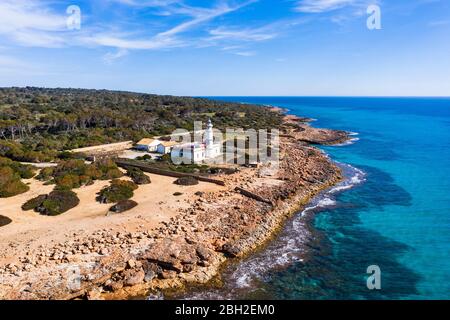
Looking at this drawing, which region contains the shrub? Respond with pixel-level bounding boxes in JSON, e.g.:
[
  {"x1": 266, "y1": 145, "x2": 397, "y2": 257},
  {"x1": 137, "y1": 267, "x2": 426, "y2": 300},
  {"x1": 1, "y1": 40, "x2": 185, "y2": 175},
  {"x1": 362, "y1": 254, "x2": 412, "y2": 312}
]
[
  {"x1": 84, "y1": 165, "x2": 103, "y2": 180},
  {"x1": 102, "y1": 167, "x2": 124, "y2": 180},
  {"x1": 142, "y1": 154, "x2": 152, "y2": 161},
  {"x1": 94, "y1": 159, "x2": 124, "y2": 180},
  {"x1": 36, "y1": 167, "x2": 54, "y2": 181},
  {"x1": 22, "y1": 194, "x2": 47, "y2": 211},
  {"x1": 37, "y1": 190, "x2": 80, "y2": 216},
  {"x1": 0, "y1": 157, "x2": 36, "y2": 179},
  {"x1": 0, "y1": 166, "x2": 30, "y2": 198},
  {"x1": 37, "y1": 159, "x2": 124, "y2": 191},
  {"x1": 55, "y1": 173, "x2": 81, "y2": 190},
  {"x1": 126, "y1": 167, "x2": 151, "y2": 185},
  {"x1": 174, "y1": 176, "x2": 199, "y2": 186},
  {"x1": 97, "y1": 179, "x2": 138, "y2": 204},
  {"x1": 13, "y1": 164, "x2": 36, "y2": 179}
]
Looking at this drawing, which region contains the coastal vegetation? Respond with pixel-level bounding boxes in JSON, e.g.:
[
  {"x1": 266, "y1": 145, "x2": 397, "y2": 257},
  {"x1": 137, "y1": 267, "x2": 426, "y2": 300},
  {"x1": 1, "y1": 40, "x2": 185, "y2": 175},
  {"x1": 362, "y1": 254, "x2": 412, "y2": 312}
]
[
  {"x1": 125, "y1": 167, "x2": 151, "y2": 185},
  {"x1": 0, "y1": 87, "x2": 281, "y2": 208},
  {"x1": 97, "y1": 179, "x2": 138, "y2": 204},
  {"x1": 22, "y1": 190, "x2": 80, "y2": 216},
  {"x1": 37, "y1": 159, "x2": 123, "y2": 190},
  {"x1": 21, "y1": 159, "x2": 125, "y2": 214},
  {"x1": 0, "y1": 156, "x2": 36, "y2": 197}
]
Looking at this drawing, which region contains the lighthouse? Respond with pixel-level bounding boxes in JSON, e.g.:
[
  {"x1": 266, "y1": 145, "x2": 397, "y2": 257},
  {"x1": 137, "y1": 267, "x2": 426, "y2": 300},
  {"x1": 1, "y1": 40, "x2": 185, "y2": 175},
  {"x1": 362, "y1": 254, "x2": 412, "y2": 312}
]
[
  {"x1": 206, "y1": 118, "x2": 214, "y2": 144},
  {"x1": 205, "y1": 118, "x2": 220, "y2": 159}
]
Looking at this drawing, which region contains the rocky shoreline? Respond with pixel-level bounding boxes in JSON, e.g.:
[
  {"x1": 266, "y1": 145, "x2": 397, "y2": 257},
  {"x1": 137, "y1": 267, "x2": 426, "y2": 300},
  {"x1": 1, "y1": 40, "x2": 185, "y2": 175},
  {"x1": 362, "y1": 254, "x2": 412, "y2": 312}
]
[{"x1": 0, "y1": 113, "x2": 350, "y2": 300}]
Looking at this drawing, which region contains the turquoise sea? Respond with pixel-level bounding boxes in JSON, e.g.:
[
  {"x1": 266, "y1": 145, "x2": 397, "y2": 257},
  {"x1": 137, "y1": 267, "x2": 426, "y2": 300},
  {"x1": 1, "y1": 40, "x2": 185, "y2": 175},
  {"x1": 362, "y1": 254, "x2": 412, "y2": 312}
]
[{"x1": 177, "y1": 97, "x2": 450, "y2": 300}]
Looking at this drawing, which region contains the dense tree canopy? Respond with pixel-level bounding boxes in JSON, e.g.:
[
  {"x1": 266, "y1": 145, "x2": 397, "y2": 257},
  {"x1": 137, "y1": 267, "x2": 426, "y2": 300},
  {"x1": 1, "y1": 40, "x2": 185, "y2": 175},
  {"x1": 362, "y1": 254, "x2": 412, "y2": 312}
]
[{"x1": 0, "y1": 87, "x2": 283, "y2": 162}]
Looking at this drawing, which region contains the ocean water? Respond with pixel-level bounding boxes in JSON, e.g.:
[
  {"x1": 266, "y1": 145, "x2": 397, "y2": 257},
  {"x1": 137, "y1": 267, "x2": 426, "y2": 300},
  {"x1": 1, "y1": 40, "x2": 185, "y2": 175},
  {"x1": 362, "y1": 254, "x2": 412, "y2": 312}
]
[{"x1": 169, "y1": 97, "x2": 450, "y2": 300}]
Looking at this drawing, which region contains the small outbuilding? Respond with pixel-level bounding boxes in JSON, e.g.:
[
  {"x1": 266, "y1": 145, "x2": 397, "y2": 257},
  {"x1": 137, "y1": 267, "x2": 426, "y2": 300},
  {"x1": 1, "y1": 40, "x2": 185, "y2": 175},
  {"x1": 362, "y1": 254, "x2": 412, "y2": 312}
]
[
  {"x1": 157, "y1": 141, "x2": 179, "y2": 154},
  {"x1": 135, "y1": 138, "x2": 161, "y2": 152}
]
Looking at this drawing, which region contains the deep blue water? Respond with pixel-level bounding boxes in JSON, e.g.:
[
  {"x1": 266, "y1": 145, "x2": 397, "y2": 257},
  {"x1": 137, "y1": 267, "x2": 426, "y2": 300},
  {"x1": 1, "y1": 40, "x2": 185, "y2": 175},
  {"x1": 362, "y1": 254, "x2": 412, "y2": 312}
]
[{"x1": 185, "y1": 97, "x2": 450, "y2": 300}]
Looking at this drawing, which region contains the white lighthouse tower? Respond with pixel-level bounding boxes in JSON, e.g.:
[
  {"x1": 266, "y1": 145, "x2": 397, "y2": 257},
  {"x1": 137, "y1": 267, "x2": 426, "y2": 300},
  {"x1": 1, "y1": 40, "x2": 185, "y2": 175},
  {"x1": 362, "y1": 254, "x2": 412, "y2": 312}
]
[{"x1": 205, "y1": 118, "x2": 220, "y2": 159}]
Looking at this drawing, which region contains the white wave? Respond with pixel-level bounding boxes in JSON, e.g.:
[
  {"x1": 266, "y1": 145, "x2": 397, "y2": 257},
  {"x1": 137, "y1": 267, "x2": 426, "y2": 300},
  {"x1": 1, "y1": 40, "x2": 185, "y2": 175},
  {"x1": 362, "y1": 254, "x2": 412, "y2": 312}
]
[
  {"x1": 235, "y1": 274, "x2": 252, "y2": 288},
  {"x1": 318, "y1": 197, "x2": 336, "y2": 206},
  {"x1": 333, "y1": 137, "x2": 360, "y2": 147},
  {"x1": 146, "y1": 292, "x2": 164, "y2": 300},
  {"x1": 330, "y1": 185, "x2": 353, "y2": 193},
  {"x1": 301, "y1": 197, "x2": 337, "y2": 216}
]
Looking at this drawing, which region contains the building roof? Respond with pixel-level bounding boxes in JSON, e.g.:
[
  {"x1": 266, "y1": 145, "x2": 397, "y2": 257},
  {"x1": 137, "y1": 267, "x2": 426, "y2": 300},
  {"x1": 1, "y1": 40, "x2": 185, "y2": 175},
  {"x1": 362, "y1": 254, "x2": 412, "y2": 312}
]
[
  {"x1": 175, "y1": 142, "x2": 205, "y2": 150},
  {"x1": 136, "y1": 138, "x2": 158, "y2": 145},
  {"x1": 158, "y1": 141, "x2": 179, "y2": 147}
]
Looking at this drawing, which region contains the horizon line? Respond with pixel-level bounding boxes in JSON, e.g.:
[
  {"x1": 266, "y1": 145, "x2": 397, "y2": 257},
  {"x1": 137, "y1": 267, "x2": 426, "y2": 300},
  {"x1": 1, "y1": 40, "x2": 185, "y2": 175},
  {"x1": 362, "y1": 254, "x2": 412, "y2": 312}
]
[{"x1": 1, "y1": 87, "x2": 449, "y2": 99}]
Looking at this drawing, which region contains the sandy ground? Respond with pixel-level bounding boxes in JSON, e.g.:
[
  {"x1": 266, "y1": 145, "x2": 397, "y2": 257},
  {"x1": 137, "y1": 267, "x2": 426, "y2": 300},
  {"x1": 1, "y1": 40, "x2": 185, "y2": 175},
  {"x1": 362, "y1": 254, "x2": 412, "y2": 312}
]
[{"x1": 0, "y1": 173, "x2": 225, "y2": 266}]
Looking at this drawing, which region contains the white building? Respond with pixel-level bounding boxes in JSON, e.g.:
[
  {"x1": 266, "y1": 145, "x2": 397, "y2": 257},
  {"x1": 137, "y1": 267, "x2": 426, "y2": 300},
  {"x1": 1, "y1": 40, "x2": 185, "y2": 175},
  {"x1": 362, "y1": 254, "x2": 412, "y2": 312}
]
[
  {"x1": 205, "y1": 118, "x2": 221, "y2": 159},
  {"x1": 171, "y1": 119, "x2": 221, "y2": 164},
  {"x1": 135, "y1": 138, "x2": 161, "y2": 152},
  {"x1": 157, "y1": 141, "x2": 179, "y2": 154},
  {"x1": 171, "y1": 142, "x2": 206, "y2": 164}
]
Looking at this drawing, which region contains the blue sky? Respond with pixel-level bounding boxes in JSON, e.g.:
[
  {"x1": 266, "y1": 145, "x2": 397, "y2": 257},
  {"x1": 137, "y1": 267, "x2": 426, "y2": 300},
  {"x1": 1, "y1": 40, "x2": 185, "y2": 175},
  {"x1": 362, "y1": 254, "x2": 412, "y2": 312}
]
[{"x1": 0, "y1": 0, "x2": 449, "y2": 96}]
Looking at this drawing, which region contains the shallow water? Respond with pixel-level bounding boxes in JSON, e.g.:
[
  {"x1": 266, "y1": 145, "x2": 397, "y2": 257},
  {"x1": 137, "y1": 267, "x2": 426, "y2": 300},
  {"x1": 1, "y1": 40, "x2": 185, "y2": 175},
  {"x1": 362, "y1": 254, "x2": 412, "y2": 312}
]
[{"x1": 171, "y1": 97, "x2": 450, "y2": 300}]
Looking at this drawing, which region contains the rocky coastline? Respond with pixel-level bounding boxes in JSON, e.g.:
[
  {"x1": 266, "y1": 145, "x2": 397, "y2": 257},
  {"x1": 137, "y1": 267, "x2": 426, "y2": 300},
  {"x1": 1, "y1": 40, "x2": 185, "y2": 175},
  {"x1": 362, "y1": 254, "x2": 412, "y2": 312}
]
[{"x1": 0, "y1": 112, "x2": 351, "y2": 300}]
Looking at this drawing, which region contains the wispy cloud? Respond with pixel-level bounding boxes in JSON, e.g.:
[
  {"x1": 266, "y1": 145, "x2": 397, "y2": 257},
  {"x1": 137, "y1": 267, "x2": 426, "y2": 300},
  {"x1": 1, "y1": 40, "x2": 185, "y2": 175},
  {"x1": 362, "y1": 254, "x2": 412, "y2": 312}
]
[
  {"x1": 81, "y1": 1, "x2": 259, "y2": 54},
  {"x1": 109, "y1": 0, "x2": 183, "y2": 7},
  {"x1": 208, "y1": 26, "x2": 277, "y2": 42},
  {"x1": 0, "y1": 0, "x2": 274, "y2": 62},
  {"x1": 0, "y1": 0, "x2": 67, "y2": 47},
  {"x1": 234, "y1": 51, "x2": 256, "y2": 56},
  {"x1": 103, "y1": 48, "x2": 129, "y2": 64},
  {"x1": 294, "y1": 0, "x2": 356, "y2": 13}
]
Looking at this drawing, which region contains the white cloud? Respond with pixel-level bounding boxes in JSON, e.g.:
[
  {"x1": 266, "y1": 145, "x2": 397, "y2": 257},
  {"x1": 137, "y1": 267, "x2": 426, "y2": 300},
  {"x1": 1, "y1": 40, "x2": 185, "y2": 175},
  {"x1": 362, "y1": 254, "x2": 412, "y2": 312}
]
[
  {"x1": 157, "y1": 1, "x2": 258, "y2": 37},
  {"x1": 0, "y1": 0, "x2": 67, "y2": 47},
  {"x1": 81, "y1": 32, "x2": 184, "y2": 50},
  {"x1": 295, "y1": 0, "x2": 356, "y2": 13},
  {"x1": 81, "y1": 0, "x2": 259, "y2": 53},
  {"x1": 103, "y1": 48, "x2": 129, "y2": 64},
  {"x1": 209, "y1": 26, "x2": 276, "y2": 42},
  {"x1": 0, "y1": 0, "x2": 269, "y2": 62},
  {"x1": 109, "y1": 0, "x2": 183, "y2": 7},
  {"x1": 233, "y1": 51, "x2": 256, "y2": 56}
]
